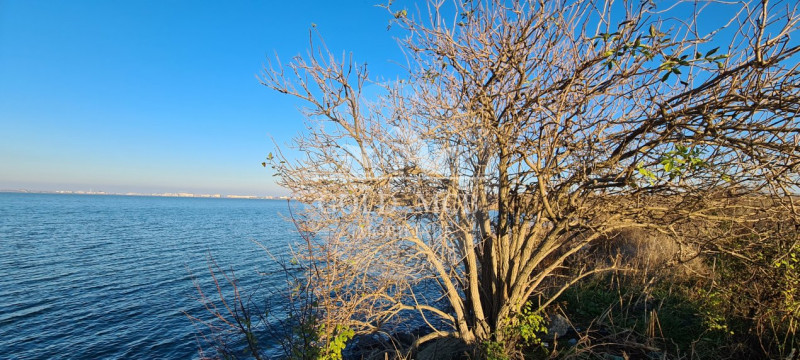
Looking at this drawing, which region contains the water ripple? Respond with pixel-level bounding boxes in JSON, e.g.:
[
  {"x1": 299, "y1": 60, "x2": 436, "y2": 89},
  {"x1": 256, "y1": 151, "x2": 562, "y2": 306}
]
[{"x1": 0, "y1": 193, "x2": 297, "y2": 359}]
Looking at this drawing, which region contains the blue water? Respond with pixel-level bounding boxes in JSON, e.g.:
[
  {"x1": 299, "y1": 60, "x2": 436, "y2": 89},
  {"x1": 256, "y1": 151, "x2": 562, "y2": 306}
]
[{"x1": 0, "y1": 193, "x2": 298, "y2": 359}]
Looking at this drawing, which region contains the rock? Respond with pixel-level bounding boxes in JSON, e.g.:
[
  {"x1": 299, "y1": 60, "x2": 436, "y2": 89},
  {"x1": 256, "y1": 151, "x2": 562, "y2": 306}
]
[
  {"x1": 547, "y1": 314, "x2": 570, "y2": 339},
  {"x1": 416, "y1": 336, "x2": 469, "y2": 360},
  {"x1": 344, "y1": 333, "x2": 390, "y2": 360}
]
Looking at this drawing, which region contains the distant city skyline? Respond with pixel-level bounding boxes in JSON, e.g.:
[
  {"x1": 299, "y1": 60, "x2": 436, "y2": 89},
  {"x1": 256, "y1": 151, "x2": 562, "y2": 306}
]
[
  {"x1": 0, "y1": 188, "x2": 291, "y2": 200},
  {"x1": 0, "y1": 1, "x2": 407, "y2": 196},
  {"x1": 0, "y1": 183, "x2": 281, "y2": 198}
]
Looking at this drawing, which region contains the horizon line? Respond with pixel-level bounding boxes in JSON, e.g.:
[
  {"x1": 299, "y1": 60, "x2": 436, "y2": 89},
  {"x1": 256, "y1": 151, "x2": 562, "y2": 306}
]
[{"x1": 0, "y1": 189, "x2": 293, "y2": 200}]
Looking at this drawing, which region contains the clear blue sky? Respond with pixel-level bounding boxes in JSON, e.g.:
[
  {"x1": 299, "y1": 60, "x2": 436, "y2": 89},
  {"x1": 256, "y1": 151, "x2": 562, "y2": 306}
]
[
  {"x1": 0, "y1": 1, "x2": 760, "y2": 196},
  {"x1": 0, "y1": 0, "x2": 406, "y2": 196}
]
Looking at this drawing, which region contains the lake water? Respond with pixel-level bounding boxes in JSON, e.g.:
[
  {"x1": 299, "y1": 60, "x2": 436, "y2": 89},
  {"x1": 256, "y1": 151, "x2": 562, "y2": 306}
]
[{"x1": 0, "y1": 193, "x2": 298, "y2": 359}]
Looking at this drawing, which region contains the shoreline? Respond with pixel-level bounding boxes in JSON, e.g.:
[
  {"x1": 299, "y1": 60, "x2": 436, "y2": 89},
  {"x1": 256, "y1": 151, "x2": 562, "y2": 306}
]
[{"x1": 0, "y1": 189, "x2": 291, "y2": 200}]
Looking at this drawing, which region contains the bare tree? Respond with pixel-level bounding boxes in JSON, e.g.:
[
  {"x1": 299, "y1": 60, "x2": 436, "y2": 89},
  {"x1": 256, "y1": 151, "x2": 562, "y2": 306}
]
[{"x1": 261, "y1": 0, "x2": 800, "y2": 355}]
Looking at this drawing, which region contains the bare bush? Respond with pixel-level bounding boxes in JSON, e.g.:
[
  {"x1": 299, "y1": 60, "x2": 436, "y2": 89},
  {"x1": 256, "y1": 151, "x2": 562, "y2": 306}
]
[
  {"x1": 187, "y1": 253, "x2": 320, "y2": 360},
  {"x1": 262, "y1": 0, "x2": 800, "y2": 356}
]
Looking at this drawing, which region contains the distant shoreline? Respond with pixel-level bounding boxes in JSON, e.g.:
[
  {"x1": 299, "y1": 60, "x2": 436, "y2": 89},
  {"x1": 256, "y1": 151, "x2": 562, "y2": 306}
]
[{"x1": 0, "y1": 189, "x2": 290, "y2": 200}]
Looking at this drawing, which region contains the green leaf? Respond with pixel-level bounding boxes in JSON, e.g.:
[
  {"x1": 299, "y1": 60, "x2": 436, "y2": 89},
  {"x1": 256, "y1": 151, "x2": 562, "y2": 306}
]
[
  {"x1": 661, "y1": 72, "x2": 671, "y2": 82},
  {"x1": 649, "y1": 24, "x2": 656, "y2": 38},
  {"x1": 603, "y1": 50, "x2": 614, "y2": 58},
  {"x1": 637, "y1": 163, "x2": 657, "y2": 182},
  {"x1": 672, "y1": 67, "x2": 681, "y2": 74},
  {"x1": 706, "y1": 47, "x2": 719, "y2": 57},
  {"x1": 695, "y1": 52, "x2": 702, "y2": 59}
]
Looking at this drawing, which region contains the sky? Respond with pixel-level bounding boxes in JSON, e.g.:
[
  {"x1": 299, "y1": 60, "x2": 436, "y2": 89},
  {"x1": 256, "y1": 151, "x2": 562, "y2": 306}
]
[
  {"x1": 0, "y1": 0, "x2": 407, "y2": 196},
  {"x1": 0, "y1": 1, "x2": 770, "y2": 196}
]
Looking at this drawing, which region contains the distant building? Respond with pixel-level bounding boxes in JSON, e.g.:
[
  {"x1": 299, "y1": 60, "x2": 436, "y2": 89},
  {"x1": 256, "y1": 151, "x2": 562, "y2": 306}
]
[{"x1": 226, "y1": 195, "x2": 258, "y2": 199}]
